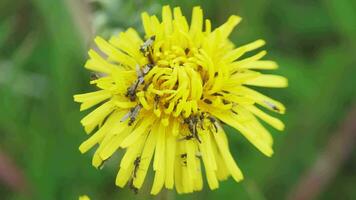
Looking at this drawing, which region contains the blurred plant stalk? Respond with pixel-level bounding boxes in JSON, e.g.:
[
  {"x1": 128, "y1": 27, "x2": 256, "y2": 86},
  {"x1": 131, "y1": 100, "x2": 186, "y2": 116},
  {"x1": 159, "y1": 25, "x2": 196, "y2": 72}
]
[
  {"x1": 0, "y1": 150, "x2": 29, "y2": 195},
  {"x1": 288, "y1": 103, "x2": 356, "y2": 200}
]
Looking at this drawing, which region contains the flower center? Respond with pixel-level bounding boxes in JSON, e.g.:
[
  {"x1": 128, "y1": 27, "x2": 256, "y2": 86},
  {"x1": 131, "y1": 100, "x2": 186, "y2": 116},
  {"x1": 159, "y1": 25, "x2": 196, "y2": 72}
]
[
  {"x1": 121, "y1": 35, "x2": 228, "y2": 140},
  {"x1": 128, "y1": 37, "x2": 207, "y2": 121}
]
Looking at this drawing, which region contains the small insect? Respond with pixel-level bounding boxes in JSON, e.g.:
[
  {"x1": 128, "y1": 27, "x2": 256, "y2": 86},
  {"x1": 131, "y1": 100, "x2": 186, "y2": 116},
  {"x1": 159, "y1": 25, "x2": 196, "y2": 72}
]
[
  {"x1": 199, "y1": 113, "x2": 205, "y2": 130},
  {"x1": 136, "y1": 64, "x2": 146, "y2": 86},
  {"x1": 203, "y1": 99, "x2": 212, "y2": 104},
  {"x1": 184, "y1": 48, "x2": 190, "y2": 55},
  {"x1": 129, "y1": 179, "x2": 139, "y2": 194},
  {"x1": 180, "y1": 153, "x2": 202, "y2": 166},
  {"x1": 184, "y1": 115, "x2": 202, "y2": 143},
  {"x1": 126, "y1": 65, "x2": 145, "y2": 101},
  {"x1": 207, "y1": 116, "x2": 219, "y2": 133},
  {"x1": 222, "y1": 99, "x2": 231, "y2": 105},
  {"x1": 128, "y1": 105, "x2": 142, "y2": 126},
  {"x1": 154, "y1": 95, "x2": 160, "y2": 109},
  {"x1": 132, "y1": 156, "x2": 141, "y2": 179},
  {"x1": 142, "y1": 63, "x2": 154, "y2": 75},
  {"x1": 264, "y1": 100, "x2": 280, "y2": 112},
  {"x1": 90, "y1": 72, "x2": 100, "y2": 81},
  {"x1": 136, "y1": 64, "x2": 143, "y2": 78},
  {"x1": 142, "y1": 82, "x2": 151, "y2": 91},
  {"x1": 126, "y1": 81, "x2": 140, "y2": 101},
  {"x1": 181, "y1": 153, "x2": 187, "y2": 166},
  {"x1": 120, "y1": 105, "x2": 142, "y2": 126},
  {"x1": 140, "y1": 35, "x2": 156, "y2": 55},
  {"x1": 178, "y1": 134, "x2": 194, "y2": 141},
  {"x1": 140, "y1": 36, "x2": 156, "y2": 64},
  {"x1": 182, "y1": 152, "x2": 202, "y2": 159},
  {"x1": 212, "y1": 93, "x2": 223, "y2": 96},
  {"x1": 128, "y1": 156, "x2": 143, "y2": 194}
]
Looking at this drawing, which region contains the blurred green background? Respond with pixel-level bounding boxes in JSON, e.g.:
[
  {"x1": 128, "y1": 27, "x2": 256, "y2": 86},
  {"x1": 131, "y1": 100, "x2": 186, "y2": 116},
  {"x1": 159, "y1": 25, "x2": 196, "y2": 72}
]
[{"x1": 1, "y1": 0, "x2": 355, "y2": 199}]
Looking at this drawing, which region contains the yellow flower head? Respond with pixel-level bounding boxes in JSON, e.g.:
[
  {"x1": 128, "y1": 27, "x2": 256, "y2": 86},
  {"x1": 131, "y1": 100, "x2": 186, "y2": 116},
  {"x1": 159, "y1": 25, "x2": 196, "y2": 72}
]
[
  {"x1": 79, "y1": 195, "x2": 90, "y2": 200},
  {"x1": 74, "y1": 6, "x2": 287, "y2": 195}
]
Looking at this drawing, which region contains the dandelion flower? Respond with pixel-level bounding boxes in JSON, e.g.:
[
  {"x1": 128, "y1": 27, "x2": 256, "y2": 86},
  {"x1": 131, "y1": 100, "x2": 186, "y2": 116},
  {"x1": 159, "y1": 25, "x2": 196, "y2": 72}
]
[
  {"x1": 74, "y1": 5, "x2": 287, "y2": 194},
  {"x1": 79, "y1": 195, "x2": 90, "y2": 200}
]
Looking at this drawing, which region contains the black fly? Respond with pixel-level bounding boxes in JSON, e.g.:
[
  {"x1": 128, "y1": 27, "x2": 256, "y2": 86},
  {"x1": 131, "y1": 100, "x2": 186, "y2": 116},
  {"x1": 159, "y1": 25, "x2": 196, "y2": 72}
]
[
  {"x1": 264, "y1": 100, "x2": 280, "y2": 112},
  {"x1": 132, "y1": 156, "x2": 141, "y2": 178},
  {"x1": 183, "y1": 115, "x2": 201, "y2": 143},
  {"x1": 140, "y1": 35, "x2": 156, "y2": 55},
  {"x1": 207, "y1": 116, "x2": 219, "y2": 133},
  {"x1": 128, "y1": 156, "x2": 142, "y2": 194},
  {"x1": 129, "y1": 179, "x2": 139, "y2": 194},
  {"x1": 126, "y1": 65, "x2": 145, "y2": 101},
  {"x1": 120, "y1": 105, "x2": 142, "y2": 126}
]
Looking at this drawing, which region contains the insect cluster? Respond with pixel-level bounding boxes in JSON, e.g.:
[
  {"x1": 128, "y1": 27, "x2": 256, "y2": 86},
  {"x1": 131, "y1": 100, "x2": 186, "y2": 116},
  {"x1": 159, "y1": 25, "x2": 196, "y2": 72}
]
[
  {"x1": 121, "y1": 36, "x2": 156, "y2": 126},
  {"x1": 117, "y1": 35, "x2": 227, "y2": 194}
]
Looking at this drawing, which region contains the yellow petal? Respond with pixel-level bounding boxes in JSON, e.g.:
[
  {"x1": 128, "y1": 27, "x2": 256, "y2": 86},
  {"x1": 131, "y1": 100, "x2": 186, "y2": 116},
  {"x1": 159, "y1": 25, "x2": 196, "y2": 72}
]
[
  {"x1": 98, "y1": 125, "x2": 131, "y2": 160},
  {"x1": 247, "y1": 105, "x2": 285, "y2": 131},
  {"x1": 237, "y1": 60, "x2": 278, "y2": 70},
  {"x1": 223, "y1": 40, "x2": 265, "y2": 63},
  {"x1": 215, "y1": 15, "x2": 242, "y2": 39},
  {"x1": 239, "y1": 86, "x2": 286, "y2": 114},
  {"x1": 95, "y1": 36, "x2": 137, "y2": 68},
  {"x1": 198, "y1": 130, "x2": 219, "y2": 189},
  {"x1": 120, "y1": 116, "x2": 155, "y2": 148},
  {"x1": 85, "y1": 49, "x2": 117, "y2": 73},
  {"x1": 79, "y1": 111, "x2": 122, "y2": 153},
  {"x1": 80, "y1": 101, "x2": 115, "y2": 134},
  {"x1": 213, "y1": 129, "x2": 244, "y2": 182},
  {"x1": 210, "y1": 110, "x2": 273, "y2": 157},
  {"x1": 162, "y1": 5, "x2": 173, "y2": 35},
  {"x1": 74, "y1": 90, "x2": 112, "y2": 111},
  {"x1": 115, "y1": 167, "x2": 133, "y2": 188},
  {"x1": 190, "y1": 6, "x2": 203, "y2": 36},
  {"x1": 133, "y1": 123, "x2": 158, "y2": 188},
  {"x1": 151, "y1": 170, "x2": 165, "y2": 195},
  {"x1": 244, "y1": 74, "x2": 288, "y2": 88},
  {"x1": 79, "y1": 195, "x2": 90, "y2": 200},
  {"x1": 164, "y1": 134, "x2": 176, "y2": 189},
  {"x1": 141, "y1": 12, "x2": 153, "y2": 37}
]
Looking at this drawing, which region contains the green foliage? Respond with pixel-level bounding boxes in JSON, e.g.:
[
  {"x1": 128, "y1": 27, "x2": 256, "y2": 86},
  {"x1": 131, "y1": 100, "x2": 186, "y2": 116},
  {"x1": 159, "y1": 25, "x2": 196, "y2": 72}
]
[{"x1": 0, "y1": 0, "x2": 355, "y2": 199}]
